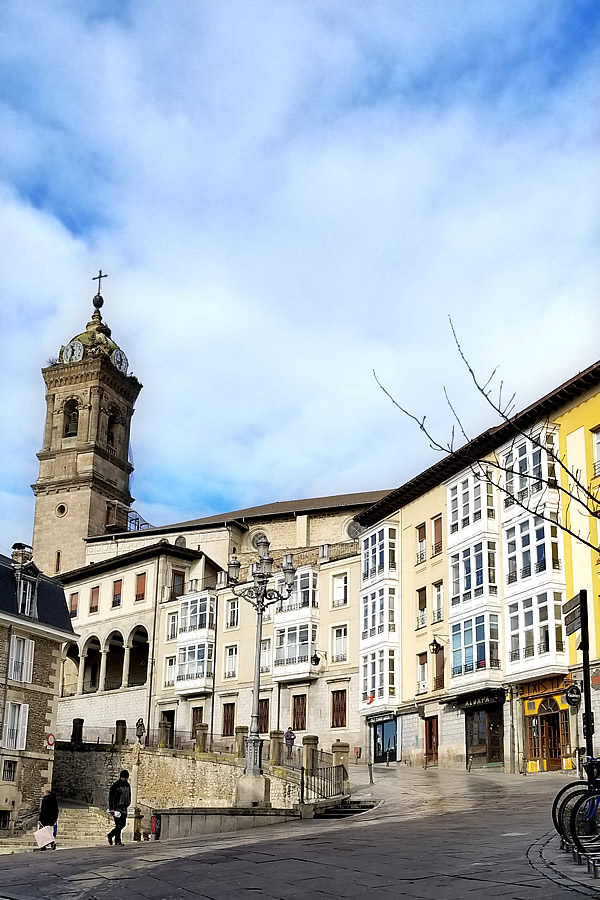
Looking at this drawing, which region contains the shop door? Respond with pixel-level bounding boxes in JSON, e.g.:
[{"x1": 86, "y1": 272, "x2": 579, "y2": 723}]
[
  {"x1": 425, "y1": 716, "x2": 438, "y2": 766},
  {"x1": 541, "y1": 713, "x2": 561, "y2": 771},
  {"x1": 374, "y1": 721, "x2": 397, "y2": 763},
  {"x1": 465, "y1": 705, "x2": 504, "y2": 767},
  {"x1": 160, "y1": 709, "x2": 175, "y2": 748}
]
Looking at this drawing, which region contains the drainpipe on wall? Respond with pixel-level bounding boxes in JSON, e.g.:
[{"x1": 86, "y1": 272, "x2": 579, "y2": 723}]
[
  {"x1": 146, "y1": 556, "x2": 162, "y2": 732},
  {"x1": 0, "y1": 624, "x2": 13, "y2": 775},
  {"x1": 209, "y1": 590, "x2": 219, "y2": 749}
]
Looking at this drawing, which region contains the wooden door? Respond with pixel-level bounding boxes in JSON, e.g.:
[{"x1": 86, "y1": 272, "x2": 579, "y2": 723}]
[
  {"x1": 425, "y1": 716, "x2": 438, "y2": 765},
  {"x1": 292, "y1": 694, "x2": 306, "y2": 731},
  {"x1": 222, "y1": 702, "x2": 235, "y2": 737},
  {"x1": 258, "y1": 699, "x2": 269, "y2": 734},
  {"x1": 191, "y1": 706, "x2": 203, "y2": 732}
]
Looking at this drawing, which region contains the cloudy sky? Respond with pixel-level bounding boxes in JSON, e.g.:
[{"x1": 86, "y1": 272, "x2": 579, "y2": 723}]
[{"x1": 0, "y1": 1, "x2": 598, "y2": 556}]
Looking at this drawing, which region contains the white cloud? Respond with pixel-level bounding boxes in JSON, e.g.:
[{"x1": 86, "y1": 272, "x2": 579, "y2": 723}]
[{"x1": 0, "y1": 1, "x2": 598, "y2": 553}]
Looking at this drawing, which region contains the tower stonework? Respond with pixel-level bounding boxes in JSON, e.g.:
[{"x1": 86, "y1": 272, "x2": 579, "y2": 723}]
[{"x1": 32, "y1": 289, "x2": 142, "y2": 574}]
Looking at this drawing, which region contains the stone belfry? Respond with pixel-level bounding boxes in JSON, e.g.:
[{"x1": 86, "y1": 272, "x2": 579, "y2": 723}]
[{"x1": 32, "y1": 273, "x2": 142, "y2": 574}]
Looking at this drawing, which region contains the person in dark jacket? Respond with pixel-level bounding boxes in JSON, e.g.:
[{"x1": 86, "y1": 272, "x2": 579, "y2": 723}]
[
  {"x1": 39, "y1": 789, "x2": 59, "y2": 850},
  {"x1": 107, "y1": 770, "x2": 131, "y2": 846}
]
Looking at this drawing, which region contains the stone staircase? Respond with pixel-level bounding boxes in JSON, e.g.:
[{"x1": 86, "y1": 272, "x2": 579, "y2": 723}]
[{"x1": 0, "y1": 805, "x2": 114, "y2": 854}]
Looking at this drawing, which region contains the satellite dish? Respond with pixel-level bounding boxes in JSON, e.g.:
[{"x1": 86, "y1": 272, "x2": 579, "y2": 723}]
[{"x1": 347, "y1": 521, "x2": 365, "y2": 539}]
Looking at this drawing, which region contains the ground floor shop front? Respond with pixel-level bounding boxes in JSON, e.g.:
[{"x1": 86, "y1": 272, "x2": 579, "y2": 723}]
[{"x1": 513, "y1": 674, "x2": 574, "y2": 773}]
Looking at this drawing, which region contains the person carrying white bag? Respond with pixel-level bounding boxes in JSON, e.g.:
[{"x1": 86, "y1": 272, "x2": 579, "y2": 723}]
[
  {"x1": 107, "y1": 770, "x2": 131, "y2": 846},
  {"x1": 35, "y1": 788, "x2": 59, "y2": 850}
]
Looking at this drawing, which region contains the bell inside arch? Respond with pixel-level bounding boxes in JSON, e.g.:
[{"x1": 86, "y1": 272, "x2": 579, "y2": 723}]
[{"x1": 65, "y1": 410, "x2": 78, "y2": 437}]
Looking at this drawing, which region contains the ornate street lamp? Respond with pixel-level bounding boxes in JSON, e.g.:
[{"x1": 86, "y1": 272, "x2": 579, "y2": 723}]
[{"x1": 226, "y1": 541, "x2": 296, "y2": 778}]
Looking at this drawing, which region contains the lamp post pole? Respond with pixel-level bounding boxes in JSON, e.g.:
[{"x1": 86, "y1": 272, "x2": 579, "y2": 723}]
[{"x1": 226, "y1": 539, "x2": 295, "y2": 777}]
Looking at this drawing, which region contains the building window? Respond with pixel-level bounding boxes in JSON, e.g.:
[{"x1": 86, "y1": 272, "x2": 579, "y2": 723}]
[
  {"x1": 486, "y1": 479, "x2": 495, "y2": 518},
  {"x1": 55, "y1": 551, "x2": 61, "y2": 574},
  {"x1": 0, "y1": 812, "x2": 10, "y2": 830},
  {"x1": 260, "y1": 639, "x2": 271, "y2": 672},
  {"x1": 258, "y1": 698, "x2": 269, "y2": 734},
  {"x1": 69, "y1": 592, "x2": 78, "y2": 618},
  {"x1": 89, "y1": 586, "x2": 100, "y2": 614},
  {"x1": 432, "y1": 516, "x2": 442, "y2": 555},
  {"x1": 167, "y1": 612, "x2": 178, "y2": 641},
  {"x1": 224, "y1": 645, "x2": 238, "y2": 678},
  {"x1": 332, "y1": 573, "x2": 348, "y2": 607},
  {"x1": 18, "y1": 579, "x2": 34, "y2": 617},
  {"x1": 488, "y1": 541, "x2": 497, "y2": 593},
  {"x1": 165, "y1": 656, "x2": 176, "y2": 687},
  {"x1": 416, "y1": 588, "x2": 426, "y2": 628},
  {"x1": 2, "y1": 702, "x2": 29, "y2": 750},
  {"x1": 172, "y1": 570, "x2": 185, "y2": 598},
  {"x1": 555, "y1": 592, "x2": 565, "y2": 652},
  {"x1": 416, "y1": 523, "x2": 426, "y2": 564},
  {"x1": 432, "y1": 582, "x2": 443, "y2": 622},
  {"x1": 520, "y1": 521, "x2": 531, "y2": 578},
  {"x1": 2, "y1": 760, "x2": 16, "y2": 782},
  {"x1": 226, "y1": 598, "x2": 239, "y2": 629},
  {"x1": 509, "y1": 602, "x2": 519, "y2": 661},
  {"x1": 63, "y1": 398, "x2": 79, "y2": 437},
  {"x1": 191, "y1": 706, "x2": 203, "y2": 731},
  {"x1": 331, "y1": 690, "x2": 347, "y2": 728},
  {"x1": 594, "y1": 430, "x2": 600, "y2": 477},
  {"x1": 292, "y1": 694, "x2": 307, "y2": 731},
  {"x1": 332, "y1": 625, "x2": 348, "y2": 662},
  {"x1": 462, "y1": 547, "x2": 471, "y2": 599},
  {"x1": 388, "y1": 649, "x2": 396, "y2": 697},
  {"x1": 450, "y1": 485, "x2": 459, "y2": 533},
  {"x1": 298, "y1": 571, "x2": 318, "y2": 607},
  {"x1": 389, "y1": 587, "x2": 396, "y2": 632},
  {"x1": 362, "y1": 528, "x2": 396, "y2": 578},
  {"x1": 417, "y1": 653, "x2": 427, "y2": 694},
  {"x1": 8, "y1": 637, "x2": 34, "y2": 683},
  {"x1": 538, "y1": 593, "x2": 550, "y2": 653},
  {"x1": 473, "y1": 482, "x2": 481, "y2": 521},
  {"x1": 275, "y1": 624, "x2": 316, "y2": 666},
  {"x1": 135, "y1": 572, "x2": 146, "y2": 602},
  {"x1": 112, "y1": 579, "x2": 122, "y2": 608},
  {"x1": 451, "y1": 554, "x2": 460, "y2": 605},
  {"x1": 177, "y1": 643, "x2": 213, "y2": 681},
  {"x1": 461, "y1": 479, "x2": 470, "y2": 527},
  {"x1": 388, "y1": 528, "x2": 397, "y2": 570},
  {"x1": 534, "y1": 517, "x2": 546, "y2": 572},
  {"x1": 506, "y1": 528, "x2": 517, "y2": 584},
  {"x1": 180, "y1": 596, "x2": 215, "y2": 632},
  {"x1": 222, "y1": 703, "x2": 235, "y2": 737}
]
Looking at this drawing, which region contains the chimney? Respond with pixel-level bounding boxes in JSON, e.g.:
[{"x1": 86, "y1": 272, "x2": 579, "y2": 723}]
[{"x1": 11, "y1": 542, "x2": 33, "y2": 565}]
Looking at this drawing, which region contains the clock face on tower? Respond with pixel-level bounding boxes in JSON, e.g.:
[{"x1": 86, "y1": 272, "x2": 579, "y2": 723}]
[
  {"x1": 111, "y1": 348, "x2": 128, "y2": 374},
  {"x1": 62, "y1": 340, "x2": 84, "y2": 363}
]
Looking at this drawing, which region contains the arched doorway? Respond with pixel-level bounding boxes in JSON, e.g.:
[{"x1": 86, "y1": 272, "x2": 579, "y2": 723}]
[
  {"x1": 538, "y1": 696, "x2": 563, "y2": 771},
  {"x1": 62, "y1": 643, "x2": 79, "y2": 697},
  {"x1": 82, "y1": 637, "x2": 101, "y2": 693},
  {"x1": 127, "y1": 626, "x2": 149, "y2": 687},
  {"x1": 104, "y1": 631, "x2": 125, "y2": 691}
]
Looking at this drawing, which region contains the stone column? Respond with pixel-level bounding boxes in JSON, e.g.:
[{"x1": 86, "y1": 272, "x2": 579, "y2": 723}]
[
  {"x1": 235, "y1": 725, "x2": 248, "y2": 759},
  {"x1": 98, "y1": 650, "x2": 108, "y2": 692},
  {"x1": 43, "y1": 394, "x2": 55, "y2": 450},
  {"x1": 158, "y1": 720, "x2": 171, "y2": 748},
  {"x1": 122, "y1": 645, "x2": 131, "y2": 688},
  {"x1": 76, "y1": 655, "x2": 87, "y2": 695},
  {"x1": 195, "y1": 723, "x2": 208, "y2": 752},
  {"x1": 269, "y1": 729, "x2": 284, "y2": 766},
  {"x1": 302, "y1": 734, "x2": 319, "y2": 770},
  {"x1": 89, "y1": 386, "x2": 102, "y2": 442},
  {"x1": 332, "y1": 740, "x2": 350, "y2": 794},
  {"x1": 115, "y1": 720, "x2": 127, "y2": 745}
]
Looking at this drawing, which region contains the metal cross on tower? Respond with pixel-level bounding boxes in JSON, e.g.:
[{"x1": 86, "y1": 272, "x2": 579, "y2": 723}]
[{"x1": 92, "y1": 269, "x2": 108, "y2": 294}]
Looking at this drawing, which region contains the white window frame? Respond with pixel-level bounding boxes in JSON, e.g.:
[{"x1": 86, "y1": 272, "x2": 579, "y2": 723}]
[
  {"x1": 260, "y1": 638, "x2": 271, "y2": 673},
  {"x1": 332, "y1": 624, "x2": 348, "y2": 662},
  {"x1": 2, "y1": 702, "x2": 28, "y2": 750},
  {"x1": 164, "y1": 656, "x2": 176, "y2": 687},
  {"x1": 18, "y1": 580, "x2": 34, "y2": 617},
  {"x1": 224, "y1": 644, "x2": 238, "y2": 678},
  {"x1": 332, "y1": 573, "x2": 348, "y2": 607},
  {"x1": 226, "y1": 598, "x2": 239, "y2": 629},
  {"x1": 8, "y1": 636, "x2": 34, "y2": 683},
  {"x1": 167, "y1": 612, "x2": 178, "y2": 641}
]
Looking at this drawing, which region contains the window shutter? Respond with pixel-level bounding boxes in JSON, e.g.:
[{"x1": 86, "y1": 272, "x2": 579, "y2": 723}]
[
  {"x1": 24, "y1": 640, "x2": 35, "y2": 683},
  {"x1": 8, "y1": 637, "x2": 16, "y2": 681},
  {"x1": 17, "y1": 705, "x2": 29, "y2": 751}
]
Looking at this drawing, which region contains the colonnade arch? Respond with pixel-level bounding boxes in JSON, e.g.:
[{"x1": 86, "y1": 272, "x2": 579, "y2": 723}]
[{"x1": 59, "y1": 624, "x2": 150, "y2": 696}]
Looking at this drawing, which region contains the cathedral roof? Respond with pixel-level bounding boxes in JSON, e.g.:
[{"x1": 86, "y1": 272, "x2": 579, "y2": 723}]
[
  {"x1": 0, "y1": 553, "x2": 74, "y2": 635},
  {"x1": 58, "y1": 279, "x2": 128, "y2": 373}
]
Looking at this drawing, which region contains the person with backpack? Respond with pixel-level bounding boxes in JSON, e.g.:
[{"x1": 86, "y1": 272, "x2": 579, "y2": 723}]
[{"x1": 107, "y1": 770, "x2": 131, "y2": 846}]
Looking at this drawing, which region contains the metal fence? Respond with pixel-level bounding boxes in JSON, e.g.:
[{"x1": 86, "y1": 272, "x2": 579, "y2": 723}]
[{"x1": 300, "y1": 765, "x2": 346, "y2": 802}]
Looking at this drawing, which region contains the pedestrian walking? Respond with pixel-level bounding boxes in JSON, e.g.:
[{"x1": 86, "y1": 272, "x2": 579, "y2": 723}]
[
  {"x1": 284, "y1": 726, "x2": 296, "y2": 759},
  {"x1": 38, "y1": 788, "x2": 59, "y2": 850},
  {"x1": 135, "y1": 717, "x2": 146, "y2": 745},
  {"x1": 107, "y1": 769, "x2": 131, "y2": 846}
]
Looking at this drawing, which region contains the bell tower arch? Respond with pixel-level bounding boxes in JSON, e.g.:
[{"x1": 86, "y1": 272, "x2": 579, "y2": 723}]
[{"x1": 32, "y1": 278, "x2": 142, "y2": 574}]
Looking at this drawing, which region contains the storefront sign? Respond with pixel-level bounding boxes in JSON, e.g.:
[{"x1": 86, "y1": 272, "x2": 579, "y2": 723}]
[
  {"x1": 517, "y1": 676, "x2": 568, "y2": 700},
  {"x1": 368, "y1": 712, "x2": 395, "y2": 725},
  {"x1": 457, "y1": 690, "x2": 504, "y2": 709},
  {"x1": 565, "y1": 684, "x2": 582, "y2": 706}
]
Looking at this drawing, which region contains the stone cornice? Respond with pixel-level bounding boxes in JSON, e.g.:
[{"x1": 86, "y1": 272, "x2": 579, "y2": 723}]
[
  {"x1": 31, "y1": 472, "x2": 133, "y2": 505},
  {"x1": 36, "y1": 442, "x2": 134, "y2": 475},
  {"x1": 42, "y1": 358, "x2": 141, "y2": 403}
]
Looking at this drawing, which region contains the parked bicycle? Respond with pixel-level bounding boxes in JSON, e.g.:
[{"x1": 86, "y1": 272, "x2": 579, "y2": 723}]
[{"x1": 552, "y1": 758, "x2": 600, "y2": 848}]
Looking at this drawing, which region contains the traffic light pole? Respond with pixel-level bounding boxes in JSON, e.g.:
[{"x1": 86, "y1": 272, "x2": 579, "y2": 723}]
[{"x1": 579, "y1": 590, "x2": 594, "y2": 759}]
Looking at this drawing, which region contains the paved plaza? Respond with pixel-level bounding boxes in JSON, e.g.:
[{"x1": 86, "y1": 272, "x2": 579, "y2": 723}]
[{"x1": 0, "y1": 766, "x2": 596, "y2": 900}]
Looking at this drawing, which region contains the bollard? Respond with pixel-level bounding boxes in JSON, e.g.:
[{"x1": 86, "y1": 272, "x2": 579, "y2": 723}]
[
  {"x1": 71, "y1": 718, "x2": 84, "y2": 745},
  {"x1": 269, "y1": 730, "x2": 284, "y2": 766},
  {"x1": 158, "y1": 721, "x2": 171, "y2": 748},
  {"x1": 332, "y1": 740, "x2": 350, "y2": 794},
  {"x1": 132, "y1": 807, "x2": 143, "y2": 842},
  {"x1": 195, "y1": 723, "x2": 208, "y2": 752},
  {"x1": 235, "y1": 726, "x2": 249, "y2": 759},
  {"x1": 302, "y1": 735, "x2": 319, "y2": 770},
  {"x1": 115, "y1": 720, "x2": 127, "y2": 745}
]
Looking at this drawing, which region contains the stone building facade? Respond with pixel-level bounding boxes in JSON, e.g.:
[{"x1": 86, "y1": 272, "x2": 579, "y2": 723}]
[{"x1": 0, "y1": 546, "x2": 73, "y2": 833}]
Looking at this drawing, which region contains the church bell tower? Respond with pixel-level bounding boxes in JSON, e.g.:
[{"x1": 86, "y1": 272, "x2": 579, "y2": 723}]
[{"x1": 32, "y1": 275, "x2": 142, "y2": 574}]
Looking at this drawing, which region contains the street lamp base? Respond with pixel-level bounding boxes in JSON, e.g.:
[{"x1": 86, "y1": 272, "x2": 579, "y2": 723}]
[{"x1": 235, "y1": 773, "x2": 271, "y2": 809}]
